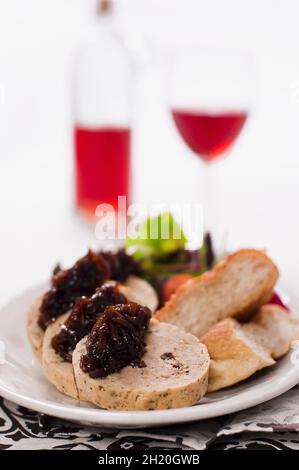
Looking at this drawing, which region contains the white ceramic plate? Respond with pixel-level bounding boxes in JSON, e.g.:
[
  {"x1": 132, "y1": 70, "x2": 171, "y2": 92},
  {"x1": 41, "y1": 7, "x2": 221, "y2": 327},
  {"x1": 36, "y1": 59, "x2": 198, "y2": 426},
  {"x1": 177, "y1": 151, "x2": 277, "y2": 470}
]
[{"x1": 0, "y1": 283, "x2": 299, "y2": 429}]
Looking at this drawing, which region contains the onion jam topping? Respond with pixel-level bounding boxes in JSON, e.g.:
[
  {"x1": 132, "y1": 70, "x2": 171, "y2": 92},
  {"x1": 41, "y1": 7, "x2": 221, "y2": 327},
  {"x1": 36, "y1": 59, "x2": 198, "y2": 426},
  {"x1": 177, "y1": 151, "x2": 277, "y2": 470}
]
[
  {"x1": 101, "y1": 249, "x2": 142, "y2": 282},
  {"x1": 51, "y1": 284, "x2": 127, "y2": 362},
  {"x1": 38, "y1": 250, "x2": 110, "y2": 330},
  {"x1": 80, "y1": 303, "x2": 151, "y2": 378}
]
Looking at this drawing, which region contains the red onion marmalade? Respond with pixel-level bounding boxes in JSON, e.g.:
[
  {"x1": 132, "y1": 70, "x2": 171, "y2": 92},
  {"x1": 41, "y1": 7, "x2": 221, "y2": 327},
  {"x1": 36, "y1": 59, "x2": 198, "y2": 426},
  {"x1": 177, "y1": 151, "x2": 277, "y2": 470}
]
[
  {"x1": 51, "y1": 284, "x2": 127, "y2": 361},
  {"x1": 80, "y1": 303, "x2": 151, "y2": 378},
  {"x1": 38, "y1": 250, "x2": 110, "y2": 330}
]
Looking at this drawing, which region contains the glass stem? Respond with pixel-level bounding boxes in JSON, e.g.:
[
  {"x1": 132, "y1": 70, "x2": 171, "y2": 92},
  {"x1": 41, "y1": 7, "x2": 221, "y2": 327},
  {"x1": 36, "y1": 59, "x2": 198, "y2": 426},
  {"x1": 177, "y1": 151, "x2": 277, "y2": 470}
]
[{"x1": 202, "y1": 161, "x2": 217, "y2": 238}]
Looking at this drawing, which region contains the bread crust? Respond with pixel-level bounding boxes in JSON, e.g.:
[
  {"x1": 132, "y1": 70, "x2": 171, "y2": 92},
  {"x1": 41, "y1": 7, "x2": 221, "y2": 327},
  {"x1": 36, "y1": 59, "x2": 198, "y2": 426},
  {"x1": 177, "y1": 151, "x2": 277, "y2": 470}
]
[
  {"x1": 201, "y1": 318, "x2": 275, "y2": 392},
  {"x1": 201, "y1": 304, "x2": 299, "y2": 392},
  {"x1": 72, "y1": 320, "x2": 210, "y2": 410},
  {"x1": 244, "y1": 304, "x2": 299, "y2": 359},
  {"x1": 42, "y1": 313, "x2": 78, "y2": 399},
  {"x1": 155, "y1": 249, "x2": 279, "y2": 337}
]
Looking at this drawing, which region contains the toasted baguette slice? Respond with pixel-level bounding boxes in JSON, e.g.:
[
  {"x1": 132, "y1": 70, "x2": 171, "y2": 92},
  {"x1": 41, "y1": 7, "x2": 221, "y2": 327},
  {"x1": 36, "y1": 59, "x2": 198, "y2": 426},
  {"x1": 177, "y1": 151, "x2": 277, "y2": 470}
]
[
  {"x1": 201, "y1": 318, "x2": 275, "y2": 392},
  {"x1": 201, "y1": 304, "x2": 299, "y2": 392},
  {"x1": 155, "y1": 249, "x2": 279, "y2": 338},
  {"x1": 73, "y1": 320, "x2": 210, "y2": 411},
  {"x1": 27, "y1": 277, "x2": 157, "y2": 361},
  {"x1": 244, "y1": 304, "x2": 299, "y2": 359},
  {"x1": 42, "y1": 313, "x2": 78, "y2": 399}
]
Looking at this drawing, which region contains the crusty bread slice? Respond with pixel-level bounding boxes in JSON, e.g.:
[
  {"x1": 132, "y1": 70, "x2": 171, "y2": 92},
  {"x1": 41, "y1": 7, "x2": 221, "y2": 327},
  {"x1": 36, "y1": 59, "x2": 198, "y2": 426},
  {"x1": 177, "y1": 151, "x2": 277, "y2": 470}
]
[
  {"x1": 73, "y1": 319, "x2": 210, "y2": 411},
  {"x1": 201, "y1": 304, "x2": 299, "y2": 392},
  {"x1": 42, "y1": 313, "x2": 78, "y2": 399},
  {"x1": 27, "y1": 277, "x2": 157, "y2": 362},
  {"x1": 201, "y1": 318, "x2": 275, "y2": 392},
  {"x1": 244, "y1": 304, "x2": 299, "y2": 359},
  {"x1": 155, "y1": 249, "x2": 279, "y2": 338}
]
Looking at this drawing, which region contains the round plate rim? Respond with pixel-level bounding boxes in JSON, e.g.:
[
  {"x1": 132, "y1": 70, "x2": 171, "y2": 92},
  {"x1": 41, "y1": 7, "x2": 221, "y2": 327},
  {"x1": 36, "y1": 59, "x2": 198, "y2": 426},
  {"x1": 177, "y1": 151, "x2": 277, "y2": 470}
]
[{"x1": 0, "y1": 282, "x2": 299, "y2": 429}]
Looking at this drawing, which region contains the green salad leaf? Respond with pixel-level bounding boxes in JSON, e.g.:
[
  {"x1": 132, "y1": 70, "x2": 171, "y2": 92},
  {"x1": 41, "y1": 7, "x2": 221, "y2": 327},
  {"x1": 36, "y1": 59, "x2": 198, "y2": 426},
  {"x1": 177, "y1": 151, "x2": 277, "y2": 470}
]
[{"x1": 126, "y1": 212, "x2": 187, "y2": 261}]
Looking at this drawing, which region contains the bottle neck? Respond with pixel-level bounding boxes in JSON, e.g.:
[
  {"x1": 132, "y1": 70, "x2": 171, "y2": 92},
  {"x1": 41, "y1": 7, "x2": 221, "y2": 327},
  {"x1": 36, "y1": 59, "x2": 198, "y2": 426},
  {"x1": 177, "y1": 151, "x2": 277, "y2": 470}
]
[
  {"x1": 92, "y1": 0, "x2": 118, "y2": 38},
  {"x1": 97, "y1": 0, "x2": 112, "y2": 16}
]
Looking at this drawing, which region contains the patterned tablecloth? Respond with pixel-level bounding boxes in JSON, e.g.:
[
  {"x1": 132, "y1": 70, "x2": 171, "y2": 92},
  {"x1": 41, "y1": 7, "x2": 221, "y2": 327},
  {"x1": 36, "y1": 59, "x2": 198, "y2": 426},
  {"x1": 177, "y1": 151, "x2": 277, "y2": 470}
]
[{"x1": 1, "y1": 385, "x2": 299, "y2": 450}]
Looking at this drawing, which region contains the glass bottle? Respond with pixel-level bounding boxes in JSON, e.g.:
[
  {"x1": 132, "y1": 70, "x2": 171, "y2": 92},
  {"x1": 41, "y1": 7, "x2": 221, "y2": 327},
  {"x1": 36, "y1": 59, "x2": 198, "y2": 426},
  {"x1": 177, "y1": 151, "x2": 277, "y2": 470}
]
[{"x1": 74, "y1": 0, "x2": 133, "y2": 220}]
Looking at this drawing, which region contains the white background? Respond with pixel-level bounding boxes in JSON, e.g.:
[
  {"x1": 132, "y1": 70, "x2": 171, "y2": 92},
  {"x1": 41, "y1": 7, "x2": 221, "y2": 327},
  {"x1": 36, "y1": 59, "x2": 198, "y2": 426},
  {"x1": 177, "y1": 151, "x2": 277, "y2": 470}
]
[{"x1": 0, "y1": 0, "x2": 299, "y2": 304}]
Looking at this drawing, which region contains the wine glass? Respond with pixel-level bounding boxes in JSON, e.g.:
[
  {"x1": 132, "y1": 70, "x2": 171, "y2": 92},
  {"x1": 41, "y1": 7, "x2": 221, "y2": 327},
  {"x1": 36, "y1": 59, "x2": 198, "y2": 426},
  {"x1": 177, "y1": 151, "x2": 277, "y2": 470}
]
[{"x1": 169, "y1": 48, "x2": 253, "y2": 243}]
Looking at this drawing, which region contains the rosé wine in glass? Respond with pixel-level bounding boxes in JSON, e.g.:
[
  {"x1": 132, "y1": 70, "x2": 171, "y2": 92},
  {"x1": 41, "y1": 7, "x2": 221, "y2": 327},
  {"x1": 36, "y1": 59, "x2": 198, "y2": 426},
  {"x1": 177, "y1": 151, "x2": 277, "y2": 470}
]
[{"x1": 172, "y1": 109, "x2": 248, "y2": 161}]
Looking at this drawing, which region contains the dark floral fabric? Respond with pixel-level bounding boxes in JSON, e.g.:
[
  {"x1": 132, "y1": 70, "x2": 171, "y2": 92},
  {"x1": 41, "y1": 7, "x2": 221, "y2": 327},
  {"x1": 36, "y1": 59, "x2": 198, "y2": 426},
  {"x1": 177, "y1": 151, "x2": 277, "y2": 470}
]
[{"x1": 1, "y1": 386, "x2": 299, "y2": 450}]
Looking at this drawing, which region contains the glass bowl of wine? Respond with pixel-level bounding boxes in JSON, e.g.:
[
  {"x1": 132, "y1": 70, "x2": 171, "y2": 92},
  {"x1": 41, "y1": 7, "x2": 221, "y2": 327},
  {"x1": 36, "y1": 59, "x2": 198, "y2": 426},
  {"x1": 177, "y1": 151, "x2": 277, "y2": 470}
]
[{"x1": 169, "y1": 48, "x2": 253, "y2": 237}]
